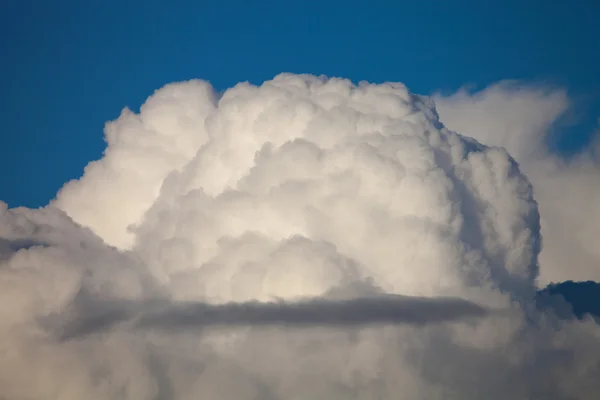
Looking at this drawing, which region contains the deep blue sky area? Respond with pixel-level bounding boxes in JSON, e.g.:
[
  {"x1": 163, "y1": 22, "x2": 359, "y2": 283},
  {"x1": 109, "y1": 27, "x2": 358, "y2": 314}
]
[{"x1": 1, "y1": 0, "x2": 599, "y2": 208}]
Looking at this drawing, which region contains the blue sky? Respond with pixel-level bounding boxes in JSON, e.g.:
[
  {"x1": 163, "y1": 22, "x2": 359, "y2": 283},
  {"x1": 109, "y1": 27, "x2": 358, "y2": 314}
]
[{"x1": 2, "y1": 0, "x2": 599, "y2": 208}]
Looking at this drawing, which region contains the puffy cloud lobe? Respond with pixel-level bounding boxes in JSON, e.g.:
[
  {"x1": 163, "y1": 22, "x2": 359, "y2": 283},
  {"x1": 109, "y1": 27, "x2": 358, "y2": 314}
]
[
  {"x1": 434, "y1": 84, "x2": 600, "y2": 284},
  {"x1": 0, "y1": 74, "x2": 598, "y2": 399},
  {"x1": 0, "y1": 203, "x2": 158, "y2": 400},
  {"x1": 54, "y1": 80, "x2": 218, "y2": 249},
  {"x1": 124, "y1": 75, "x2": 539, "y2": 305}
]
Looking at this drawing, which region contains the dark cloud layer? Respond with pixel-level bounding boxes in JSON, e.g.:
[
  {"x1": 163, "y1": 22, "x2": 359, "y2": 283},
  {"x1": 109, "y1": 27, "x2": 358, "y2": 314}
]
[{"x1": 57, "y1": 294, "x2": 489, "y2": 341}]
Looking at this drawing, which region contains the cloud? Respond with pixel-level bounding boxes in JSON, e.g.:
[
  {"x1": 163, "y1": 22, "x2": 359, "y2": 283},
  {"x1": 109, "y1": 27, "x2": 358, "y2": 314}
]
[
  {"x1": 0, "y1": 74, "x2": 598, "y2": 399},
  {"x1": 53, "y1": 80, "x2": 218, "y2": 249},
  {"x1": 432, "y1": 81, "x2": 570, "y2": 160},
  {"x1": 56, "y1": 294, "x2": 489, "y2": 341},
  {"x1": 434, "y1": 83, "x2": 600, "y2": 285}
]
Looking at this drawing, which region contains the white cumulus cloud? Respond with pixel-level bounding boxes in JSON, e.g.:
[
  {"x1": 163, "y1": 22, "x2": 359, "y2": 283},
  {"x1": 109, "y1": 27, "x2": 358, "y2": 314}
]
[
  {"x1": 0, "y1": 74, "x2": 598, "y2": 399},
  {"x1": 434, "y1": 83, "x2": 600, "y2": 285}
]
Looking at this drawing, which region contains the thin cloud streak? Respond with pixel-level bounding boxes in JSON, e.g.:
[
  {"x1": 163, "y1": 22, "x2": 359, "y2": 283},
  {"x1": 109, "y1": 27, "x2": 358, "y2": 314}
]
[{"x1": 57, "y1": 294, "x2": 489, "y2": 341}]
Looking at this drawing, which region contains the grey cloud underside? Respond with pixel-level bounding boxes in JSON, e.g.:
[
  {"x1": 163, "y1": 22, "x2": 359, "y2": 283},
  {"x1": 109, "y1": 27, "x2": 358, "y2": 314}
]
[{"x1": 56, "y1": 294, "x2": 489, "y2": 341}]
